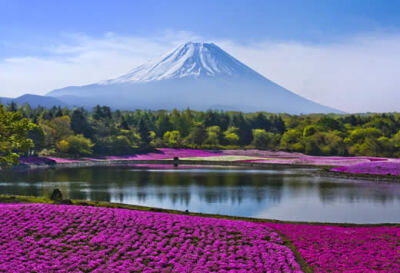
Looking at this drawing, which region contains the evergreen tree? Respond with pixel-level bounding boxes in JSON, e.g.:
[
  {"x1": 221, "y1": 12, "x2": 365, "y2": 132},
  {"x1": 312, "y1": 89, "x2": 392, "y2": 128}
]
[
  {"x1": 71, "y1": 108, "x2": 92, "y2": 138},
  {"x1": 137, "y1": 117, "x2": 151, "y2": 146}
]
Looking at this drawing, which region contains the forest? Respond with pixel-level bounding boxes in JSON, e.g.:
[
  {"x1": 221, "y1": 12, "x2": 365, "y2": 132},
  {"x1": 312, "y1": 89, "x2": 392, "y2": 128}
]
[{"x1": 2, "y1": 101, "x2": 400, "y2": 160}]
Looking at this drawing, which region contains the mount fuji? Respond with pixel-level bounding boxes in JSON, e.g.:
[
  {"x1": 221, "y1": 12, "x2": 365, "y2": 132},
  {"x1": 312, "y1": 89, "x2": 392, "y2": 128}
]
[{"x1": 37, "y1": 42, "x2": 339, "y2": 113}]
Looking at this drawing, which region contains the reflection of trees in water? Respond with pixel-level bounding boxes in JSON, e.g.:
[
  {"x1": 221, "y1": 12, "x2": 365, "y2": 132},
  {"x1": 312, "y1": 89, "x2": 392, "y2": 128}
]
[
  {"x1": 193, "y1": 173, "x2": 284, "y2": 205},
  {"x1": 89, "y1": 190, "x2": 111, "y2": 202},
  {"x1": 99, "y1": 169, "x2": 285, "y2": 206},
  {"x1": 168, "y1": 191, "x2": 191, "y2": 206},
  {"x1": 137, "y1": 191, "x2": 147, "y2": 202},
  {"x1": 0, "y1": 167, "x2": 286, "y2": 206},
  {"x1": 0, "y1": 183, "x2": 44, "y2": 197},
  {"x1": 13, "y1": 167, "x2": 400, "y2": 207},
  {"x1": 317, "y1": 180, "x2": 400, "y2": 204}
]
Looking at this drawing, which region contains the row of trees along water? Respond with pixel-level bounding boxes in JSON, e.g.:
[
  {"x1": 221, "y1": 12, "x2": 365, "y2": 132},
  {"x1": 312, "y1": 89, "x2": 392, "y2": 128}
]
[{"x1": 3, "y1": 102, "x2": 400, "y2": 160}]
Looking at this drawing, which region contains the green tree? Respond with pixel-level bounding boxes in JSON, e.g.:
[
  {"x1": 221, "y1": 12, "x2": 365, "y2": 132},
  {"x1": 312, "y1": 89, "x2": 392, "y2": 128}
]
[
  {"x1": 56, "y1": 134, "x2": 94, "y2": 156},
  {"x1": 187, "y1": 125, "x2": 207, "y2": 145},
  {"x1": 251, "y1": 113, "x2": 271, "y2": 131},
  {"x1": 56, "y1": 139, "x2": 70, "y2": 154},
  {"x1": 170, "y1": 109, "x2": 193, "y2": 137},
  {"x1": 223, "y1": 127, "x2": 240, "y2": 145},
  {"x1": 377, "y1": 136, "x2": 394, "y2": 157},
  {"x1": 349, "y1": 127, "x2": 383, "y2": 144},
  {"x1": 303, "y1": 125, "x2": 318, "y2": 137},
  {"x1": 317, "y1": 116, "x2": 343, "y2": 131},
  {"x1": 163, "y1": 130, "x2": 182, "y2": 147},
  {"x1": 71, "y1": 108, "x2": 92, "y2": 138},
  {"x1": 280, "y1": 129, "x2": 303, "y2": 152},
  {"x1": 230, "y1": 113, "x2": 252, "y2": 145},
  {"x1": 251, "y1": 129, "x2": 275, "y2": 149},
  {"x1": 137, "y1": 117, "x2": 151, "y2": 146},
  {"x1": 93, "y1": 105, "x2": 112, "y2": 120},
  {"x1": 391, "y1": 131, "x2": 400, "y2": 149},
  {"x1": 40, "y1": 116, "x2": 73, "y2": 147},
  {"x1": 204, "y1": 126, "x2": 221, "y2": 145},
  {"x1": 0, "y1": 104, "x2": 35, "y2": 167},
  {"x1": 28, "y1": 125, "x2": 46, "y2": 155},
  {"x1": 303, "y1": 132, "x2": 345, "y2": 155},
  {"x1": 155, "y1": 112, "x2": 173, "y2": 137}
]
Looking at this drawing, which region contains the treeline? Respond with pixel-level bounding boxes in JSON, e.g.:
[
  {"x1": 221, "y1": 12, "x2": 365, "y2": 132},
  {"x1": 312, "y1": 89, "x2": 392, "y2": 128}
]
[{"x1": 4, "y1": 102, "x2": 400, "y2": 158}]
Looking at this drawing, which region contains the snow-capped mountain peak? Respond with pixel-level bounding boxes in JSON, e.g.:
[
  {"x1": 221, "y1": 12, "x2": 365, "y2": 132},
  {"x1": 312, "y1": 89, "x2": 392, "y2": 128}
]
[
  {"x1": 46, "y1": 41, "x2": 341, "y2": 114},
  {"x1": 103, "y1": 42, "x2": 259, "y2": 84}
]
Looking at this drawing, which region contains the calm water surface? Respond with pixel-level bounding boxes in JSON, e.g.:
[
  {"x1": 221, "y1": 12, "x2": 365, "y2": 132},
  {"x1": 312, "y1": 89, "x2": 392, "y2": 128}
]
[{"x1": 1, "y1": 166, "x2": 400, "y2": 223}]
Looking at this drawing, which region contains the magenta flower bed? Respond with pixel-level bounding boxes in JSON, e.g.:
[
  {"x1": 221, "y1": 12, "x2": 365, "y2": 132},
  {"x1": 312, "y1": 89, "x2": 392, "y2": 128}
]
[
  {"x1": 99, "y1": 148, "x2": 220, "y2": 161},
  {"x1": 267, "y1": 223, "x2": 400, "y2": 272},
  {"x1": 37, "y1": 149, "x2": 399, "y2": 169},
  {"x1": 223, "y1": 149, "x2": 392, "y2": 166},
  {"x1": 42, "y1": 149, "x2": 220, "y2": 164},
  {"x1": 331, "y1": 161, "x2": 400, "y2": 176},
  {"x1": 122, "y1": 164, "x2": 210, "y2": 169},
  {"x1": 222, "y1": 149, "x2": 301, "y2": 158},
  {"x1": 0, "y1": 204, "x2": 302, "y2": 273}
]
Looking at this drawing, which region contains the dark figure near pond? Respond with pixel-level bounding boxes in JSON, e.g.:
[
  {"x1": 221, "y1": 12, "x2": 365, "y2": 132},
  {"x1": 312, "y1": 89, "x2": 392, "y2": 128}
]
[
  {"x1": 173, "y1": 157, "x2": 179, "y2": 167},
  {"x1": 50, "y1": 189, "x2": 63, "y2": 201}
]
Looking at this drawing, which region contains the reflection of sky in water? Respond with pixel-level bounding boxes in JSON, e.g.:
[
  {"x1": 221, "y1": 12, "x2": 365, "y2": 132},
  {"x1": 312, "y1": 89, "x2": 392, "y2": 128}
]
[
  {"x1": 1, "y1": 166, "x2": 400, "y2": 223},
  {"x1": 259, "y1": 196, "x2": 400, "y2": 224},
  {"x1": 108, "y1": 185, "x2": 282, "y2": 217}
]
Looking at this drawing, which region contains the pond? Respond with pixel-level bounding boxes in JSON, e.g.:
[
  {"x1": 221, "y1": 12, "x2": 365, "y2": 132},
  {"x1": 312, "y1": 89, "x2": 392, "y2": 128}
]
[{"x1": 1, "y1": 165, "x2": 400, "y2": 224}]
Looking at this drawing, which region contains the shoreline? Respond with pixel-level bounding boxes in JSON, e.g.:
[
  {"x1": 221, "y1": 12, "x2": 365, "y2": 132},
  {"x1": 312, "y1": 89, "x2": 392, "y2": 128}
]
[
  {"x1": 1, "y1": 194, "x2": 399, "y2": 227},
  {"x1": 8, "y1": 157, "x2": 400, "y2": 182}
]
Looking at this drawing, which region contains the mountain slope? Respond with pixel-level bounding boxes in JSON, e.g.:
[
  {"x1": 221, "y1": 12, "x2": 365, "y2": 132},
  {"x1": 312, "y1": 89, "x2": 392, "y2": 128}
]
[
  {"x1": 0, "y1": 94, "x2": 67, "y2": 108},
  {"x1": 103, "y1": 42, "x2": 265, "y2": 83},
  {"x1": 46, "y1": 42, "x2": 340, "y2": 114}
]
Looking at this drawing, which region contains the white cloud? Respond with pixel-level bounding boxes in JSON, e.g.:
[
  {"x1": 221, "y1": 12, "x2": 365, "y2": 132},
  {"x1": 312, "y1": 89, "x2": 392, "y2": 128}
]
[
  {"x1": 0, "y1": 31, "x2": 199, "y2": 97},
  {"x1": 217, "y1": 34, "x2": 400, "y2": 113},
  {"x1": 1, "y1": 31, "x2": 400, "y2": 112}
]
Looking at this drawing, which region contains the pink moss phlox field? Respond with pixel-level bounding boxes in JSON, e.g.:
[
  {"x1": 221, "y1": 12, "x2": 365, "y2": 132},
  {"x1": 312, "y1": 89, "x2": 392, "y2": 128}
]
[
  {"x1": 331, "y1": 161, "x2": 400, "y2": 176},
  {"x1": 26, "y1": 149, "x2": 400, "y2": 167},
  {"x1": 222, "y1": 149, "x2": 395, "y2": 166},
  {"x1": 123, "y1": 164, "x2": 210, "y2": 169},
  {"x1": 104, "y1": 148, "x2": 221, "y2": 161},
  {"x1": 221, "y1": 150, "x2": 302, "y2": 159},
  {"x1": 239, "y1": 153, "x2": 393, "y2": 166},
  {"x1": 267, "y1": 223, "x2": 400, "y2": 272},
  {"x1": 0, "y1": 204, "x2": 302, "y2": 273}
]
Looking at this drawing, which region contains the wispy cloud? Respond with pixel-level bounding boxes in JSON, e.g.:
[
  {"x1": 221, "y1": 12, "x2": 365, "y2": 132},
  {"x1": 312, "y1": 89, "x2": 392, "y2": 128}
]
[
  {"x1": 1, "y1": 31, "x2": 400, "y2": 113},
  {"x1": 218, "y1": 34, "x2": 400, "y2": 113},
  {"x1": 0, "y1": 31, "x2": 199, "y2": 97}
]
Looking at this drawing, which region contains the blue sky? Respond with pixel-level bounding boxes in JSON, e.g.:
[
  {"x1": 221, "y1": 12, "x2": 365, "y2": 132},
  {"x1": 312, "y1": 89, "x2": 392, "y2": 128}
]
[
  {"x1": 2, "y1": 0, "x2": 400, "y2": 48},
  {"x1": 1, "y1": 0, "x2": 400, "y2": 112}
]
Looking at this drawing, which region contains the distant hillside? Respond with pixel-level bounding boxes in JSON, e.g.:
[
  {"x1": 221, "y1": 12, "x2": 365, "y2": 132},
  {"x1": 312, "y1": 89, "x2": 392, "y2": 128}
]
[{"x1": 0, "y1": 94, "x2": 67, "y2": 108}]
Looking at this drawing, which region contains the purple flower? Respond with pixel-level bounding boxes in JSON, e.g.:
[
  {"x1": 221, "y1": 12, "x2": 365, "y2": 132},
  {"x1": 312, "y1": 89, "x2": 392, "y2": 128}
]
[{"x1": 0, "y1": 204, "x2": 302, "y2": 272}]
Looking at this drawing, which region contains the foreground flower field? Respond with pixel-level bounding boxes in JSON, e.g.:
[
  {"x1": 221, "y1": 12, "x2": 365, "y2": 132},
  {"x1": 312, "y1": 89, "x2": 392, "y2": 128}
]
[
  {"x1": 268, "y1": 223, "x2": 400, "y2": 272},
  {"x1": 0, "y1": 204, "x2": 302, "y2": 273}
]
